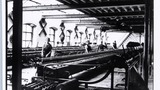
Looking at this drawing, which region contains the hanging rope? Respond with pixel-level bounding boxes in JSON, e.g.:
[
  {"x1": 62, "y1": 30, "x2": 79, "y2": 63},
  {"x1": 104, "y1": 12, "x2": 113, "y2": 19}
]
[
  {"x1": 39, "y1": 18, "x2": 47, "y2": 36},
  {"x1": 8, "y1": 11, "x2": 13, "y2": 33},
  {"x1": 74, "y1": 26, "x2": 78, "y2": 39},
  {"x1": 85, "y1": 28, "x2": 88, "y2": 39},
  {"x1": 59, "y1": 22, "x2": 65, "y2": 44},
  {"x1": 93, "y1": 29, "x2": 97, "y2": 40},
  {"x1": 100, "y1": 30, "x2": 103, "y2": 41}
]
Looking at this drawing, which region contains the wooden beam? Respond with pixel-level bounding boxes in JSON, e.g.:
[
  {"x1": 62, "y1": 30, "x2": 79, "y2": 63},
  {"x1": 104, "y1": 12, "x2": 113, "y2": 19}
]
[
  {"x1": 62, "y1": 19, "x2": 102, "y2": 23},
  {"x1": 88, "y1": 9, "x2": 97, "y2": 13},
  {"x1": 76, "y1": 23, "x2": 110, "y2": 26},
  {"x1": 122, "y1": 7, "x2": 128, "y2": 12},
  {"x1": 76, "y1": 24, "x2": 106, "y2": 28},
  {"x1": 109, "y1": 8, "x2": 115, "y2": 12},
  {"x1": 7, "y1": 0, "x2": 13, "y2": 2},
  {"x1": 23, "y1": 1, "x2": 144, "y2": 11},
  {"x1": 130, "y1": 6, "x2": 135, "y2": 12},
  {"x1": 80, "y1": 9, "x2": 91, "y2": 14},
  {"x1": 76, "y1": 23, "x2": 113, "y2": 29},
  {"x1": 118, "y1": 32, "x2": 132, "y2": 48},
  {"x1": 130, "y1": 24, "x2": 144, "y2": 27},
  {"x1": 115, "y1": 7, "x2": 121, "y2": 12},
  {"x1": 103, "y1": 9, "x2": 109, "y2": 13},
  {"x1": 138, "y1": 6, "x2": 142, "y2": 11},
  {"x1": 80, "y1": 0, "x2": 86, "y2": 3},
  {"x1": 72, "y1": 0, "x2": 79, "y2": 4},
  {"x1": 42, "y1": 11, "x2": 144, "y2": 19},
  {"x1": 62, "y1": 0, "x2": 71, "y2": 4},
  {"x1": 97, "y1": 9, "x2": 103, "y2": 13}
]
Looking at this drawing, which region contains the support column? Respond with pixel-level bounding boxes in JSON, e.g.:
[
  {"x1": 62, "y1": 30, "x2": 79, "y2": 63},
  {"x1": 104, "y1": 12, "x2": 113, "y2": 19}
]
[
  {"x1": 12, "y1": 0, "x2": 22, "y2": 90},
  {"x1": 143, "y1": 0, "x2": 153, "y2": 87},
  {"x1": 149, "y1": 0, "x2": 153, "y2": 78}
]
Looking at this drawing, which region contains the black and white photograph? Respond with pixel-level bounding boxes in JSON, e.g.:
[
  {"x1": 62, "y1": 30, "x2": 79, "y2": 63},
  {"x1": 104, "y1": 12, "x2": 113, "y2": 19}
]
[{"x1": 3, "y1": 0, "x2": 155, "y2": 90}]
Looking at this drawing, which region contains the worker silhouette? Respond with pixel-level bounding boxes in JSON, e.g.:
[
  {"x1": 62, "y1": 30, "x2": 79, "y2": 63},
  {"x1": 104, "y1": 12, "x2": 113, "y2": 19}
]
[
  {"x1": 85, "y1": 40, "x2": 92, "y2": 53},
  {"x1": 41, "y1": 38, "x2": 52, "y2": 57},
  {"x1": 113, "y1": 41, "x2": 117, "y2": 49},
  {"x1": 97, "y1": 41, "x2": 106, "y2": 52}
]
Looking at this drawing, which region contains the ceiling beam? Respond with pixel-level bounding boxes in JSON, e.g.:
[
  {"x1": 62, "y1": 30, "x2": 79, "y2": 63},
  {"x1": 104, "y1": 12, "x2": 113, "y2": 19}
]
[
  {"x1": 76, "y1": 23, "x2": 110, "y2": 26},
  {"x1": 42, "y1": 11, "x2": 144, "y2": 19},
  {"x1": 130, "y1": 6, "x2": 135, "y2": 12},
  {"x1": 62, "y1": 19, "x2": 102, "y2": 23},
  {"x1": 130, "y1": 24, "x2": 144, "y2": 26},
  {"x1": 61, "y1": 18, "x2": 144, "y2": 26},
  {"x1": 138, "y1": 6, "x2": 142, "y2": 11},
  {"x1": 115, "y1": 7, "x2": 121, "y2": 12},
  {"x1": 7, "y1": 0, "x2": 13, "y2": 2},
  {"x1": 23, "y1": 1, "x2": 144, "y2": 11},
  {"x1": 76, "y1": 25, "x2": 107, "y2": 28}
]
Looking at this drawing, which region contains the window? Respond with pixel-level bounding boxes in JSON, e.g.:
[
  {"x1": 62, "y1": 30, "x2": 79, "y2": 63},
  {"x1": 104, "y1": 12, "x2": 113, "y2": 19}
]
[
  {"x1": 49, "y1": 27, "x2": 57, "y2": 47},
  {"x1": 22, "y1": 23, "x2": 36, "y2": 47}
]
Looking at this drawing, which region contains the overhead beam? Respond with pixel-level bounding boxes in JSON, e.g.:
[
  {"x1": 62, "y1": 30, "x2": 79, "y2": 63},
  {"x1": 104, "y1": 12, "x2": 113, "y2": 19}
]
[
  {"x1": 118, "y1": 32, "x2": 132, "y2": 48},
  {"x1": 76, "y1": 23, "x2": 111, "y2": 26},
  {"x1": 76, "y1": 23, "x2": 114, "y2": 29},
  {"x1": 130, "y1": 24, "x2": 144, "y2": 27},
  {"x1": 42, "y1": 11, "x2": 144, "y2": 19},
  {"x1": 138, "y1": 6, "x2": 142, "y2": 11},
  {"x1": 23, "y1": 1, "x2": 144, "y2": 11},
  {"x1": 73, "y1": 22, "x2": 108, "y2": 25},
  {"x1": 115, "y1": 7, "x2": 121, "y2": 12},
  {"x1": 62, "y1": 19, "x2": 102, "y2": 23},
  {"x1": 7, "y1": 0, "x2": 13, "y2": 2},
  {"x1": 76, "y1": 25, "x2": 104, "y2": 28},
  {"x1": 61, "y1": 17, "x2": 144, "y2": 23},
  {"x1": 130, "y1": 6, "x2": 135, "y2": 12}
]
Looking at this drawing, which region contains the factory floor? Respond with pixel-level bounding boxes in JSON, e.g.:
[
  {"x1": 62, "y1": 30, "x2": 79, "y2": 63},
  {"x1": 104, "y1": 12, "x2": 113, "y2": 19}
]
[{"x1": 7, "y1": 67, "x2": 153, "y2": 90}]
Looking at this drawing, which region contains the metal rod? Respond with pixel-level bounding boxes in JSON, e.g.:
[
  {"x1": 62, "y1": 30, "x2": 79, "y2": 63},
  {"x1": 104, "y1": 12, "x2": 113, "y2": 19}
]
[
  {"x1": 12, "y1": 0, "x2": 22, "y2": 90},
  {"x1": 125, "y1": 68, "x2": 129, "y2": 90},
  {"x1": 111, "y1": 68, "x2": 114, "y2": 90}
]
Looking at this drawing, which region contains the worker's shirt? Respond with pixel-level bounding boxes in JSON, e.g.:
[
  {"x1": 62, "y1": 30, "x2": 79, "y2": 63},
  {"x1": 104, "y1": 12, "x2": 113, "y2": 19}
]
[
  {"x1": 98, "y1": 44, "x2": 105, "y2": 51},
  {"x1": 42, "y1": 43, "x2": 52, "y2": 57}
]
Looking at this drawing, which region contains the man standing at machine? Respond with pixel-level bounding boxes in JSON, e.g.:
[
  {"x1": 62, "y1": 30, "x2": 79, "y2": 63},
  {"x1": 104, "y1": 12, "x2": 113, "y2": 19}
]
[
  {"x1": 113, "y1": 41, "x2": 117, "y2": 49},
  {"x1": 97, "y1": 41, "x2": 106, "y2": 52},
  {"x1": 85, "y1": 40, "x2": 92, "y2": 53},
  {"x1": 41, "y1": 37, "x2": 52, "y2": 57}
]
